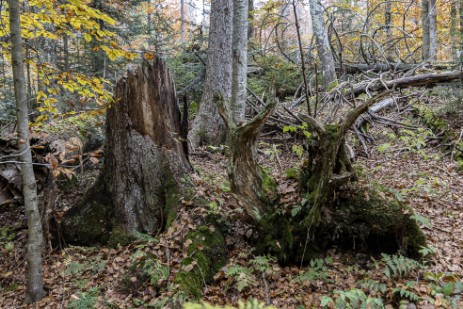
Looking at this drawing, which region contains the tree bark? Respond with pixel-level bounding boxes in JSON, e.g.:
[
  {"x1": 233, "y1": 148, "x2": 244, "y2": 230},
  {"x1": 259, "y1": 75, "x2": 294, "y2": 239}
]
[
  {"x1": 422, "y1": 0, "x2": 430, "y2": 60},
  {"x1": 61, "y1": 58, "x2": 228, "y2": 299},
  {"x1": 428, "y1": 0, "x2": 437, "y2": 60},
  {"x1": 248, "y1": 0, "x2": 254, "y2": 40},
  {"x1": 180, "y1": 0, "x2": 185, "y2": 45},
  {"x1": 188, "y1": 0, "x2": 233, "y2": 147},
  {"x1": 90, "y1": 0, "x2": 106, "y2": 76},
  {"x1": 451, "y1": 1, "x2": 458, "y2": 62},
  {"x1": 421, "y1": 0, "x2": 437, "y2": 61},
  {"x1": 8, "y1": 0, "x2": 46, "y2": 302},
  {"x1": 62, "y1": 58, "x2": 192, "y2": 245},
  {"x1": 309, "y1": 0, "x2": 337, "y2": 89},
  {"x1": 384, "y1": 0, "x2": 394, "y2": 61},
  {"x1": 231, "y1": 0, "x2": 248, "y2": 122},
  {"x1": 214, "y1": 0, "x2": 277, "y2": 219}
]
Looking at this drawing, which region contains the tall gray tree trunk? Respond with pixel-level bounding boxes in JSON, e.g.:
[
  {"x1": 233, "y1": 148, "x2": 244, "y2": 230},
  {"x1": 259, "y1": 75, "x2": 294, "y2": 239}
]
[
  {"x1": 422, "y1": 0, "x2": 435, "y2": 61},
  {"x1": 214, "y1": 0, "x2": 277, "y2": 219},
  {"x1": 180, "y1": 0, "x2": 185, "y2": 45},
  {"x1": 276, "y1": 2, "x2": 290, "y2": 51},
  {"x1": 188, "y1": 0, "x2": 233, "y2": 147},
  {"x1": 384, "y1": 0, "x2": 394, "y2": 61},
  {"x1": 231, "y1": 0, "x2": 248, "y2": 122},
  {"x1": 451, "y1": 0, "x2": 458, "y2": 61},
  {"x1": 308, "y1": 0, "x2": 337, "y2": 89},
  {"x1": 8, "y1": 0, "x2": 46, "y2": 303},
  {"x1": 428, "y1": 0, "x2": 437, "y2": 60},
  {"x1": 248, "y1": 0, "x2": 254, "y2": 39}
]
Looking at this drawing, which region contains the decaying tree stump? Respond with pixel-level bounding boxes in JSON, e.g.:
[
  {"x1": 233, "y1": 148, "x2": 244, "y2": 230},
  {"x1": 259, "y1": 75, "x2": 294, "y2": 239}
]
[
  {"x1": 61, "y1": 58, "x2": 192, "y2": 245},
  {"x1": 60, "y1": 58, "x2": 228, "y2": 298}
]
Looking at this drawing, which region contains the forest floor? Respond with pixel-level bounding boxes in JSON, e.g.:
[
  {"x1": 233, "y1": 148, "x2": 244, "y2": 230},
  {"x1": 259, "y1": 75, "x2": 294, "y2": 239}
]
[{"x1": 1, "y1": 95, "x2": 463, "y2": 308}]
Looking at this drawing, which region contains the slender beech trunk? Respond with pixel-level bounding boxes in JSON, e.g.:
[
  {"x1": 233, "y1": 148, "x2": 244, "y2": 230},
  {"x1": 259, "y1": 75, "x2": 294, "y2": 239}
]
[
  {"x1": 451, "y1": 1, "x2": 458, "y2": 62},
  {"x1": 180, "y1": 0, "x2": 185, "y2": 45},
  {"x1": 276, "y1": 3, "x2": 290, "y2": 51},
  {"x1": 422, "y1": 0, "x2": 430, "y2": 60},
  {"x1": 231, "y1": 0, "x2": 248, "y2": 121},
  {"x1": 63, "y1": 33, "x2": 70, "y2": 72},
  {"x1": 293, "y1": 0, "x2": 312, "y2": 116},
  {"x1": 91, "y1": 0, "x2": 106, "y2": 75},
  {"x1": 428, "y1": 0, "x2": 437, "y2": 60},
  {"x1": 8, "y1": 0, "x2": 46, "y2": 303},
  {"x1": 460, "y1": 0, "x2": 463, "y2": 65},
  {"x1": 248, "y1": 0, "x2": 254, "y2": 40},
  {"x1": 384, "y1": 0, "x2": 394, "y2": 61},
  {"x1": 308, "y1": 0, "x2": 337, "y2": 89},
  {"x1": 188, "y1": 0, "x2": 233, "y2": 147}
]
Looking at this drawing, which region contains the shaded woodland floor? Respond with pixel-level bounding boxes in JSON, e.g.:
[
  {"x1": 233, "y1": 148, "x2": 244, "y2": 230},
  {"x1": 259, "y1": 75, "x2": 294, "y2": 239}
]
[{"x1": 1, "y1": 97, "x2": 463, "y2": 308}]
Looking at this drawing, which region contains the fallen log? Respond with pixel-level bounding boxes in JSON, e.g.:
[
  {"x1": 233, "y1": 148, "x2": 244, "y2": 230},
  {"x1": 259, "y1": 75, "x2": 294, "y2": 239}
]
[
  {"x1": 351, "y1": 71, "x2": 461, "y2": 97},
  {"x1": 338, "y1": 62, "x2": 457, "y2": 74}
]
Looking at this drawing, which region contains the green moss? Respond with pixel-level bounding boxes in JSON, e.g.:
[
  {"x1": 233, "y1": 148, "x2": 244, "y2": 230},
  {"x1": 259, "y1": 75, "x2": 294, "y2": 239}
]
[
  {"x1": 253, "y1": 208, "x2": 319, "y2": 265},
  {"x1": 324, "y1": 124, "x2": 340, "y2": 138},
  {"x1": 285, "y1": 167, "x2": 299, "y2": 179},
  {"x1": 174, "y1": 223, "x2": 227, "y2": 298},
  {"x1": 164, "y1": 168, "x2": 195, "y2": 228},
  {"x1": 327, "y1": 186, "x2": 426, "y2": 258},
  {"x1": 61, "y1": 187, "x2": 113, "y2": 245},
  {"x1": 255, "y1": 214, "x2": 293, "y2": 263},
  {"x1": 325, "y1": 80, "x2": 339, "y2": 92},
  {"x1": 416, "y1": 104, "x2": 448, "y2": 132},
  {"x1": 107, "y1": 226, "x2": 136, "y2": 248},
  {"x1": 260, "y1": 167, "x2": 276, "y2": 195}
]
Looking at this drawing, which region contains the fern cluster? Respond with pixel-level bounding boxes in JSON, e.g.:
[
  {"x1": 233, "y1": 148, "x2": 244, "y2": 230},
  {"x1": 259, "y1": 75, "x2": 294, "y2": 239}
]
[
  {"x1": 357, "y1": 279, "x2": 387, "y2": 294},
  {"x1": 381, "y1": 254, "x2": 421, "y2": 279},
  {"x1": 320, "y1": 288, "x2": 384, "y2": 309},
  {"x1": 183, "y1": 299, "x2": 276, "y2": 309}
]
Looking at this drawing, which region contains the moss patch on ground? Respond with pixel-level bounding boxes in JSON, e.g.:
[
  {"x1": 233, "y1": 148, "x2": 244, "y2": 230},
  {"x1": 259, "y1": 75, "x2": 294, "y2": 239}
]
[{"x1": 175, "y1": 223, "x2": 228, "y2": 298}]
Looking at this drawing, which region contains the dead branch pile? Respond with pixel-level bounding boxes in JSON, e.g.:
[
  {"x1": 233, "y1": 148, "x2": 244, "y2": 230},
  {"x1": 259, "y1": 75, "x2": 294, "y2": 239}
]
[{"x1": 0, "y1": 132, "x2": 103, "y2": 209}]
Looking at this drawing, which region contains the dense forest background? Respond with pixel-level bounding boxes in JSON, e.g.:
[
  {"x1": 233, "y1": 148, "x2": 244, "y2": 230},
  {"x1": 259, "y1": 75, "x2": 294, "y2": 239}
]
[{"x1": 1, "y1": 0, "x2": 463, "y2": 308}]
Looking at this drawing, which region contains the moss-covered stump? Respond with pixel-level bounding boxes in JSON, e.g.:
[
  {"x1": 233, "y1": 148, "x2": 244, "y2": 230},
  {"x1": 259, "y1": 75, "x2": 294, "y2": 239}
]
[
  {"x1": 318, "y1": 184, "x2": 426, "y2": 258},
  {"x1": 175, "y1": 222, "x2": 228, "y2": 298},
  {"x1": 253, "y1": 183, "x2": 426, "y2": 265}
]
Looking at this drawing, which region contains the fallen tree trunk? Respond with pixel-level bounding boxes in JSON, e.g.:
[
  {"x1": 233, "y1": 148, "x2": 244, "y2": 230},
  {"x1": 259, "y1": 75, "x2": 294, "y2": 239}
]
[
  {"x1": 355, "y1": 97, "x2": 401, "y2": 129},
  {"x1": 338, "y1": 62, "x2": 457, "y2": 74},
  {"x1": 351, "y1": 71, "x2": 461, "y2": 97},
  {"x1": 339, "y1": 63, "x2": 417, "y2": 73}
]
